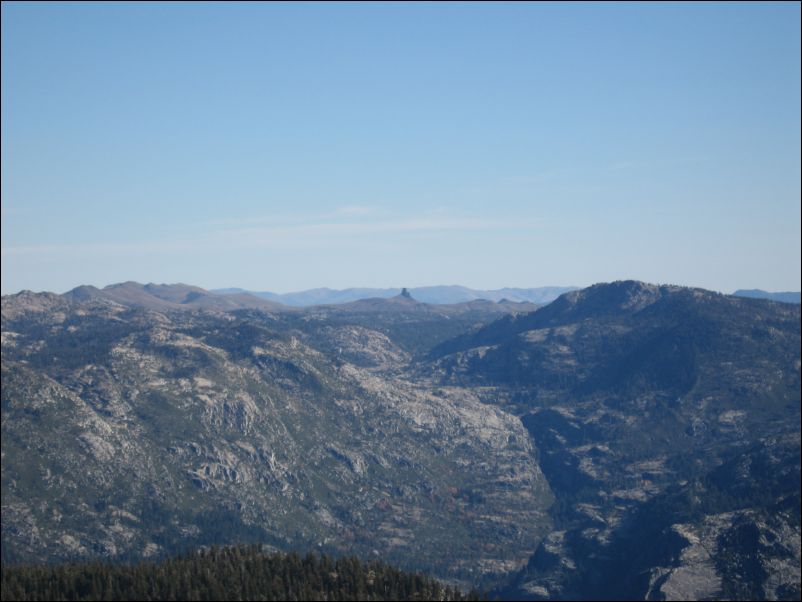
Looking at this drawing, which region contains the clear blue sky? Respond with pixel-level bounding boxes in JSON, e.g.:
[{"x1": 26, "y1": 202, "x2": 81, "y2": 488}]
[{"x1": 2, "y1": 1, "x2": 800, "y2": 294}]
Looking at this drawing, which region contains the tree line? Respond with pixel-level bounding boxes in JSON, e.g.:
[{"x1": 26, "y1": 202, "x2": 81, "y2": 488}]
[{"x1": 1, "y1": 544, "x2": 484, "y2": 601}]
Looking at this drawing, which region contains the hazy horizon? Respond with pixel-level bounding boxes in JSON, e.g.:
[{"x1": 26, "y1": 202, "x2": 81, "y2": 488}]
[
  {"x1": 2, "y1": 3, "x2": 800, "y2": 295},
  {"x1": 3, "y1": 278, "x2": 799, "y2": 299}
]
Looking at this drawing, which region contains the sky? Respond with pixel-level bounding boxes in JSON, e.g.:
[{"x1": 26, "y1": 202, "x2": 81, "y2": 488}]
[{"x1": 2, "y1": 1, "x2": 800, "y2": 295}]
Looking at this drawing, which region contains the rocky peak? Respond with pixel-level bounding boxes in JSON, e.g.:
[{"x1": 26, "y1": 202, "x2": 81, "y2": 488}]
[
  {"x1": 1, "y1": 289, "x2": 69, "y2": 318},
  {"x1": 62, "y1": 285, "x2": 103, "y2": 302}
]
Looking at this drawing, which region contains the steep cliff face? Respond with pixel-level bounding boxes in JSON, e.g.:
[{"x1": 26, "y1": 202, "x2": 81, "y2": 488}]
[{"x1": 1, "y1": 297, "x2": 552, "y2": 582}]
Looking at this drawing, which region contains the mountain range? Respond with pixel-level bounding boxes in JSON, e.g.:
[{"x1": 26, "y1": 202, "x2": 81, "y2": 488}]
[
  {"x1": 212, "y1": 285, "x2": 580, "y2": 306},
  {"x1": 61, "y1": 282, "x2": 288, "y2": 312},
  {"x1": 2, "y1": 280, "x2": 799, "y2": 599},
  {"x1": 733, "y1": 289, "x2": 801, "y2": 304},
  {"x1": 215, "y1": 285, "x2": 802, "y2": 307}
]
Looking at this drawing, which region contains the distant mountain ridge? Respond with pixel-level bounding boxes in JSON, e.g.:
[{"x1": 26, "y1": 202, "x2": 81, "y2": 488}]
[
  {"x1": 59, "y1": 282, "x2": 290, "y2": 312},
  {"x1": 733, "y1": 289, "x2": 801, "y2": 303},
  {"x1": 213, "y1": 285, "x2": 579, "y2": 306},
  {"x1": 2, "y1": 283, "x2": 539, "y2": 324}
]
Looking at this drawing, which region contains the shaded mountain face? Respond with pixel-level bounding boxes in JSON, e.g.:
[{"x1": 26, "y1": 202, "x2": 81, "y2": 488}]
[
  {"x1": 499, "y1": 434, "x2": 801, "y2": 601},
  {"x1": 425, "y1": 281, "x2": 801, "y2": 600},
  {"x1": 429, "y1": 281, "x2": 800, "y2": 412},
  {"x1": 2, "y1": 280, "x2": 799, "y2": 599}
]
